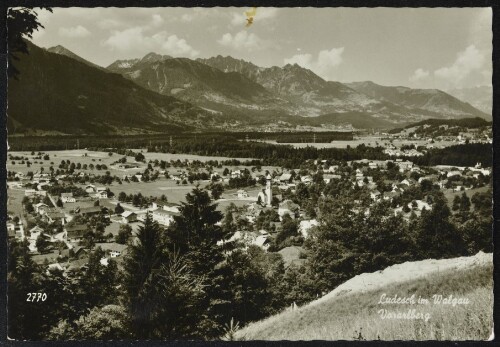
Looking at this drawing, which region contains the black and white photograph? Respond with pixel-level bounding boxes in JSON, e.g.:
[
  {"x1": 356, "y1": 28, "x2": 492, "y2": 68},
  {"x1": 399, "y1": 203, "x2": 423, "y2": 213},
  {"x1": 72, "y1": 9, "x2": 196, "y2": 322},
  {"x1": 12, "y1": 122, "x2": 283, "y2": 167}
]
[{"x1": 4, "y1": 6, "x2": 494, "y2": 341}]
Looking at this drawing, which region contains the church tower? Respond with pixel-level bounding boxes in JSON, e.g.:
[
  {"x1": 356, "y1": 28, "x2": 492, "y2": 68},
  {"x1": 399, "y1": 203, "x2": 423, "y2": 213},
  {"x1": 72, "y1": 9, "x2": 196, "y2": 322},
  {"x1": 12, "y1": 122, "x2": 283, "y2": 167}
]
[{"x1": 266, "y1": 174, "x2": 272, "y2": 207}]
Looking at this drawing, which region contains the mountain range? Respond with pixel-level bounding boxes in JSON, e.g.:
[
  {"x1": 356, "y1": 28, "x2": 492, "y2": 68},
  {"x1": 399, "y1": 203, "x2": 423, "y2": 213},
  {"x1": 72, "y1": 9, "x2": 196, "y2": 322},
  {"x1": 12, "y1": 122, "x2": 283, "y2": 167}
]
[{"x1": 7, "y1": 42, "x2": 491, "y2": 135}]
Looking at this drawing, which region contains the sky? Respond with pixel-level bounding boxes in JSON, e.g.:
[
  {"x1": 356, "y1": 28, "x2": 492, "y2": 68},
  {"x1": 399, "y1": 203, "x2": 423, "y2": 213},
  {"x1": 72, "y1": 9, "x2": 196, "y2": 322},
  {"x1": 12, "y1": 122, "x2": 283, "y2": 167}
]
[{"x1": 30, "y1": 7, "x2": 492, "y2": 90}]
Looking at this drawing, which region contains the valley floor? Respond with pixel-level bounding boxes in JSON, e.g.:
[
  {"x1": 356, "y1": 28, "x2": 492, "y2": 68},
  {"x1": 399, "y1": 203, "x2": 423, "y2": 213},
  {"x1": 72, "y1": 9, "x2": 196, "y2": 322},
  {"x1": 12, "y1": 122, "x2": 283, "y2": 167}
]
[{"x1": 235, "y1": 252, "x2": 493, "y2": 341}]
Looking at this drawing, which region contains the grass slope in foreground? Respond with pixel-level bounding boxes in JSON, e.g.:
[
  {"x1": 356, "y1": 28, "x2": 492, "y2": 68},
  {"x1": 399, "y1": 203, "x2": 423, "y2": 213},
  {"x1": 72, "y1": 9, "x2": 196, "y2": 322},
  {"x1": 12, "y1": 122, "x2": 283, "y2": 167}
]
[{"x1": 235, "y1": 252, "x2": 492, "y2": 341}]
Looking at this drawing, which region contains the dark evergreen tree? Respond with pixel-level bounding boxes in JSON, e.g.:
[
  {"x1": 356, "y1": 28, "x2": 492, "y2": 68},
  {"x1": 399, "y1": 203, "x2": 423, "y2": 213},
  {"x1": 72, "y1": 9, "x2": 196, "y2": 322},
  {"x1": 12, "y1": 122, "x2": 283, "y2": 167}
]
[{"x1": 122, "y1": 213, "x2": 166, "y2": 338}]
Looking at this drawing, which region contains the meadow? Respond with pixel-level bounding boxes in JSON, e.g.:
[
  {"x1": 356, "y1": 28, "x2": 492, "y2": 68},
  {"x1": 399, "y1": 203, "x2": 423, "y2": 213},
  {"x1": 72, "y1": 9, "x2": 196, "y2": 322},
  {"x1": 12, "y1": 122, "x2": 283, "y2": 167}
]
[
  {"x1": 259, "y1": 137, "x2": 458, "y2": 149},
  {"x1": 235, "y1": 256, "x2": 492, "y2": 341}
]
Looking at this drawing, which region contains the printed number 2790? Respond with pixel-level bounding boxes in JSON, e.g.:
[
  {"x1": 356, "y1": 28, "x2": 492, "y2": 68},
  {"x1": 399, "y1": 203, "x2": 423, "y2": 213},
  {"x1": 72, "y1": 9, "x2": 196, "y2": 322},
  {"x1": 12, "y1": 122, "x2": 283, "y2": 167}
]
[{"x1": 26, "y1": 293, "x2": 47, "y2": 302}]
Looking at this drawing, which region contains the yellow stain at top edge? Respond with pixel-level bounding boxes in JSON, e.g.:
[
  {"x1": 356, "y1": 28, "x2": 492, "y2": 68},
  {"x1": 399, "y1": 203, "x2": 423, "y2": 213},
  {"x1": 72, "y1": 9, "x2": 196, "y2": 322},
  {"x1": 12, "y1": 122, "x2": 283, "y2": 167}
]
[{"x1": 245, "y1": 7, "x2": 257, "y2": 27}]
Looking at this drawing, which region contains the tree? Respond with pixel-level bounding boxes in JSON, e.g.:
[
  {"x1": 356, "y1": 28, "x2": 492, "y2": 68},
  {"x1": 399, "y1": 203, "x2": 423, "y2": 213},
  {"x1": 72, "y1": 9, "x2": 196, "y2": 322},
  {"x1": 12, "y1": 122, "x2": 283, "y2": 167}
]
[
  {"x1": 210, "y1": 183, "x2": 224, "y2": 200},
  {"x1": 452, "y1": 195, "x2": 461, "y2": 211},
  {"x1": 7, "y1": 7, "x2": 52, "y2": 79},
  {"x1": 49, "y1": 305, "x2": 132, "y2": 340},
  {"x1": 275, "y1": 215, "x2": 299, "y2": 247},
  {"x1": 123, "y1": 213, "x2": 166, "y2": 338},
  {"x1": 220, "y1": 249, "x2": 273, "y2": 324},
  {"x1": 459, "y1": 192, "x2": 471, "y2": 212},
  {"x1": 414, "y1": 194, "x2": 464, "y2": 259},
  {"x1": 134, "y1": 252, "x2": 205, "y2": 339},
  {"x1": 80, "y1": 247, "x2": 119, "y2": 310},
  {"x1": 56, "y1": 198, "x2": 63, "y2": 208},
  {"x1": 8, "y1": 239, "x2": 43, "y2": 339},
  {"x1": 118, "y1": 192, "x2": 127, "y2": 202},
  {"x1": 114, "y1": 203, "x2": 124, "y2": 215},
  {"x1": 166, "y1": 187, "x2": 230, "y2": 338},
  {"x1": 135, "y1": 152, "x2": 145, "y2": 162},
  {"x1": 115, "y1": 224, "x2": 132, "y2": 244},
  {"x1": 471, "y1": 190, "x2": 492, "y2": 216},
  {"x1": 36, "y1": 234, "x2": 50, "y2": 254}
]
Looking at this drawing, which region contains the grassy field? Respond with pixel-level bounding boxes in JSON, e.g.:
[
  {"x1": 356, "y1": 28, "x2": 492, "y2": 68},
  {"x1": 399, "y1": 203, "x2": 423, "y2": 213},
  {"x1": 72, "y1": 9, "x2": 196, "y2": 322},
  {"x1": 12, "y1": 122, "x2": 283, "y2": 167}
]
[
  {"x1": 259, "y1": 137, "x2": 458, "y2": 149},
  {"x1": 443, "y1": 186, "x2": 489, "y2": 210},
  {"x1": 138, "y1": 150, "x2": 255, "y2": 163},
  {"x1": 7, "y1": 150, "x2": 141, "y2": 178},
  {"x1": 235, "y1": 255, "x2": 492, "y2": 341},
  {"x1": 6, "y1": 188, "x2": 26, "y2": 217}
]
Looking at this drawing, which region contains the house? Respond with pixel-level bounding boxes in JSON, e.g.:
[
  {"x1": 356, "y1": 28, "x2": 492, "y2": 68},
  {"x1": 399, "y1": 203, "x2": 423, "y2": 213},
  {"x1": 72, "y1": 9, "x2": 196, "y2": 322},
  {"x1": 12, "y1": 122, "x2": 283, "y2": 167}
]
[
  {"x1": 34, "y1": 203, "x2": 49, "y2": 215},
  {"x1": 7, "y1": 182, "x2": 23, "y2": 189},
  {"x1": 134, "y1": 174, "x2": 143, "y2": 182},
  {"x1": 278, "y1": 173, "x2": 292, "y2": 183},
  {"x1": 395, "y1": 200, "x2": 432, "y2": 215},
  {"x1": 118, "y1": 163, "x2": 140, "y2": 169},
  {"x1": 171, "y1": 174, "x2": 182, "y2": 181},
  {"x1": 65, "y1": 224, "x2": 88, "y2": 241},
  {"x1": 418, "y1": 175, "x2": 438, "y2": 183},
  {"x1": 7, "y1": 221, "x2": 16, "y2": 233},
  {"x1": 231, "y1": 170, "x2": 242, "y2": 179},
  {"x1": 400, "y1": 178, "x2": 416, "y2": 187},
  {"x1": 44, "y1": 211, "x2": 66, "y2": 224},
  {"x1": 95, "y1": 190, "x2": 108, "y2": 199},
  {"x1": 99, "y1": 243, "x2": 127, "y2": 258},
  {"x1": 237, "y1": 190, "x2": 249, "y2": 198},
  {"x1": 397, "y1": 161, "x2": 414, "y2": 172},
  {"x1": 72, "y1": 246, "x2": 88, "y2": 259},
  {"x1": 85, "y1": 184, "x2": 96, "y2": 193},
  {"x1": 253, "y1": 234, "x2": 270, "y2": 251},
  {"x1": 151, "y1": 202, "x2": 181, "y2": 213},
  {"x1": 61, "y1": 192, "x2": 76, "y2": 203},
  {"x1": 278, "y1": 200, "x2": 300, "y2": 219},
  {"x1": 47, "y1": 263, "x2": 65, "y2": 273},
  {"x1": 37, "y1": 182, "x2": 51, "y2": 191},
  {"x1": 7, "y1": 227, "x2": 16, "y2": 239},
  {"x1": 299, "y1": 219, "x2": 319, "y2": 238},
  {"x1": 323, "y1": 174, "x2": 341, "y2": 184},
  {"x1": 355, "y1": 169, "x2": 364, "y2": 180},
  {"x1": 410, "y1": 200, "x2": 431, "y2": 211},
  {"x1": 152, "y1": 210, "x2": 178, "y2": 226},
  {"x1": 382, "y1": 191, "x2": 398, "y2": 201},
  {"x1": 300, "y1": 175, "x2": 313, "y2": 184},
  {"x1": 370, "y1": 190, "x2": 381, "y2": 201},
  {"x1": 79, "y1": 206, "x2": 102, "y2": 216},
  {"x1": 447, "y1": 170, "x2": 462, "y2": 178},
  {"x1": 29, "y1": 226, "x2": 45, "y2": 240},
  {"x1": 52, "y1": 230, "x2": 67, "y2": 242},
  {"x1": 327, "y1": 165, "x2": 339, "y2": 173},
  {"x1": 122, "y1": 211, "x2": 137, "y2": 223}
]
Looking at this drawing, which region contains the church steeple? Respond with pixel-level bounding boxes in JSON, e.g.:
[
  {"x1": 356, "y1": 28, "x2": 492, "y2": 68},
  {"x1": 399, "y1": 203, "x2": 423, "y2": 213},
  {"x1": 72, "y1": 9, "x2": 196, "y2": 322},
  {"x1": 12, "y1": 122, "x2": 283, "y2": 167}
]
[{"x1": 266, "y1": 174, "x2": 272, "y2": 207}]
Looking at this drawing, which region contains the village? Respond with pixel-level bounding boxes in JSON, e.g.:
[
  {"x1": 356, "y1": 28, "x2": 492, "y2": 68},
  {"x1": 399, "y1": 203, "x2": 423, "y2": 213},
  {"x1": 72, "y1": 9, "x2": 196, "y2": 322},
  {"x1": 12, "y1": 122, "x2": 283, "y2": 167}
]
[{"x1": 6, "y1": 136, "x2": 492, "y2": 274}]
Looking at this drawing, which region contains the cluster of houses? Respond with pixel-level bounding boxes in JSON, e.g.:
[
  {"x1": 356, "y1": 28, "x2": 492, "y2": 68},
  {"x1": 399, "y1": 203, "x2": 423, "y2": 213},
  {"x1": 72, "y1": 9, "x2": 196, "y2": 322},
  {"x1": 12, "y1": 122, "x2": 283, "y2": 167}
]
[{"x1": 7, "y1": 146, "x2": 492, "y2": 278}]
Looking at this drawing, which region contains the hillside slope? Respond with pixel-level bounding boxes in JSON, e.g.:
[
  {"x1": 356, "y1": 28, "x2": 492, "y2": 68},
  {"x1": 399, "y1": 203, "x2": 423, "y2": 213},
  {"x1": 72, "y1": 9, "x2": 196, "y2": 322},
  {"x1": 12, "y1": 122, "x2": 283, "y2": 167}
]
[
  {"x1": 47, "y1": 45, "x2": 104, "y2": 70},
  {"x1": 8, "y1": 41, "x2": 216, "y2": 135},
  {"x1": 447, "y1": 86, "x2": 492, "y2": 115},
  {"x1": 347, "y1": 81, "x2": 490, "y2": 120},
  {"x1": 235, "y1": 252, "x2": 492, "y2": 341}
]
